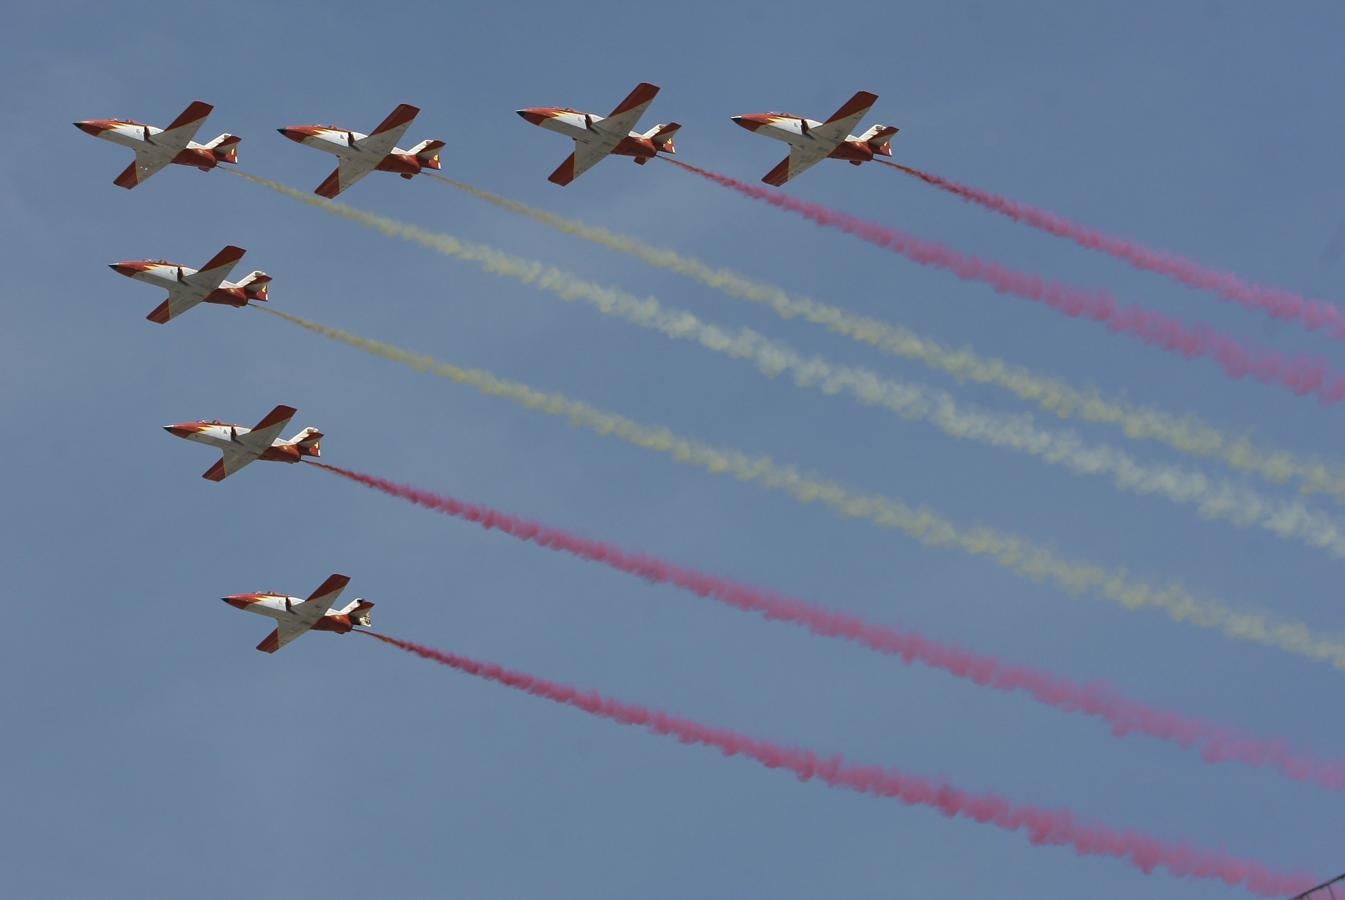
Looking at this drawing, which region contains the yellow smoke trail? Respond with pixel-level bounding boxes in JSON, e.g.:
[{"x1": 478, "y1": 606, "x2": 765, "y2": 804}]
[
  {"x1": 231, "y1": 170, "x2": 1345, "y2": 558},
  {"x1": 430, "y1": 173, "x2": 1345, "y2": 506},
  {"x1": 256, "y1": 303, "x2": 1345, "y2": 669}
]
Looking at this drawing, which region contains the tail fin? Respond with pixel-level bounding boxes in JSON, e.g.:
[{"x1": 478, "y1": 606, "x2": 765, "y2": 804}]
[
  {"x1": 408, "y1": 139, "x2": 445, "y2": 170},
  {"x1": 857, "y1": 124, "x2": 899, "y2": 157},
  {"x1": 643, "y1": 123, "x2": 680, "y2": 154},
  {"x1": 203, "y1": 133, "x2": 241, "y2": 164},
  {"x1": 286, "y1": 427, "x2": 323, "y2": 457},
  {"x1": 235, "y1": 270, "x2": 271, "y2": 302},
  {"x1": 337, "y1": 598, "x2": 375, "y2": 627}
]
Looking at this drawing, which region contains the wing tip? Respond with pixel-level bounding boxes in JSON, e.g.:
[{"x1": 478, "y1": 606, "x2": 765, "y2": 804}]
[
  {"x1": 256, "y1": 629, "x2": 282, "y2": 653},
  {"x1": 166, "y1": 100, "x2": 214, "y2": 131},
  {"x1": 611, "y1": 82, "x2": 660, "y2": 116},
  {"x1": 762, "y1": 158, "x2": 791, "y2": 186},
  {"x1": 547, "y1": 153, "x2": 576, "y2": 186},
  {"x1": 372, "y1": 103, "x2": 420, "y2": 135},
  {"x1": 146, "y1": 299, "x2": 173, "y2": 324},
  {"x1": 825, "y1": 90, "x2": 879, "y2": 124},
  {"x1": 314, "y1": 169, "x2": 343, "y2": 198},
  {"x1": 113, "y1": 162, "x2": 139, "y2": 189}
]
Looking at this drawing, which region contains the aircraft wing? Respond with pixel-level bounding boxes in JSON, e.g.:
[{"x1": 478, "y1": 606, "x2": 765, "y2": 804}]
[
  {"x1": 145, "y1": 284, "x2": 208, "y2": 324},
  {"x1": 808, "y1": 91, "x2": 878, "y2": 146},
  {"x1": 314, "y1": 103, "x2": 420, "y2": 198},
  {"x1": 184, "y1": 245, "x2": 245, "y2": 291},
  {"x1": 548, "y1": 139, "x2": 620, "y2": 186},
  {"x1": 201, "y1": 449, "x2": 256, "y2": 482},
  {"x1": 354, "y1": 103, "x2": 419, "y2": 158},
  {"x1": 762, "y1": 144, "x2": 832, "y2": 186},
  {"x1": 597, "y1": 82, "x2": 659, "y2": 138},
  {"x1": 156, "y1": 100, "x2": 214, "y2": 150},
  {"x1": 255, "y1": 574, "x2": 351, "y2": 653},
  {"x1": 297, "y1": 574, "x2": 351, "y2": 621},
  {"x1": 114, "y1": 146, "x2": 172, "y2": 190},
  {"x1": 235, "y1": 404, "x2": 297, "y2": 453}
]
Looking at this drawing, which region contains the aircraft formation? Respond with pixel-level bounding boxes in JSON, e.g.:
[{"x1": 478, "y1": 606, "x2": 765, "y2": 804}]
[
  {"x1": 76, "y1": 83, "x2": 898, "y2": 652},
  {"x1": 75, "y1": 84, "x2": 1339, "y2": 896}
]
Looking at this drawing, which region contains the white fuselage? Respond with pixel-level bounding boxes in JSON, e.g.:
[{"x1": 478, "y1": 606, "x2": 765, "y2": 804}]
[
  {"x1": 163, "y1": 421, "x2": 303, "y2": 464},
  {"x1": 118, "y1": 262, "x2": 249, "y2": 292},
  {"x1": 289, "y1": 128, "x2": 418, "y2": 159},
  {"x1": 82, "y1": 121, "x2": 223, "y2": 170}
]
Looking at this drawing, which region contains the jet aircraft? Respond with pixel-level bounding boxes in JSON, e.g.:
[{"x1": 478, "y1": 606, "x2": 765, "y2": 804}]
[
  {"x1": 516, "y1": 82, "x2": 679, "y2": 185},
  {"x1": 731, "y1": 90, "x2": 897, "y2": 185},
  {"x1": 164, "y1": 404, "x2": 321, "y2": 482},
  {"x1": 223, "y1": 574, "x2": 374, "y2": 653},
  {"x1": 277, "y1": 103, "x2": 444, "y2": 198},
  {"x1": 109, "y1": 244, "x2": 269, "y2": 324},
  {"x1": 74, "y1": 100, "x2": 239, "y2": 189}
]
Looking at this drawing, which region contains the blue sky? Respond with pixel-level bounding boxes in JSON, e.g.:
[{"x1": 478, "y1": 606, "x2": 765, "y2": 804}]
[{"x1": 4, "y1": 2, "x2": 1343, "y2": 896}]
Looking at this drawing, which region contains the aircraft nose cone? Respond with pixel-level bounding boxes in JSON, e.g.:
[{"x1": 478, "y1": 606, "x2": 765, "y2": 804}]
[
  {"x1": 222, "y1": 596, "x2": 251, "y2": 610},
  {"x1": 277, "y1": 127, "x2": 301, "y2": 142},
  {"x1": 163, "y1": 424, "x2": 191, "y2": 438},
  {"x1": 109, "y1": 262, "x2": 140, "y2": 277},
  {"x1": 74, "y1": 121, "x2": 100, "y2": 136},
  {"x1": 515, "y1": 109, "x2": 547, "y2": 126},
  {"x1": 731, "y1": 114, "x2": 766, "y2": 132}
]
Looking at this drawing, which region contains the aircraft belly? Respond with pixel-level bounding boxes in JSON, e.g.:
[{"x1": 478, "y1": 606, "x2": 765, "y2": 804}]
[{"x1": 542, "y1": 119, "x2": 591, "y2": 141}]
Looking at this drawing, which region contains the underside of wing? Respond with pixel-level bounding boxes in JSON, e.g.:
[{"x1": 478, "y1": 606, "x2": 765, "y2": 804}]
[
  {"x1": 114, "y1": 147, "x2": 170, "y2": 189},
  {"x1": 548, "y1": 140, "x2": 616, "y2": 186},
  {"x1": 236, "y1": 404, "x2": 297, "y2": 453},
  {"x1": 295, "y1": 574, "x2": 351, "y2": 623},
  {"x1": 256, "y1": 618, "x2": 311, "y2": 653},
  {"x1": 146, "y1": 287, "x2": 207, "y2": 324},
  {"x1": 762, "y1": 144, "x2": 830, "y2": 186},
  {"x1": 202, "y1": 450, "x2": 256, "y2": 482},
  {"x1": 598, "y1": 82, "x2": 659, "y2": 138},
  {"x1": 808, "y1": 90, "x2": 878, "y2": 146},
  {"x1": 315, "y1": 155, "x2": 381, "y2": 198},
  {"x1": 184, "y1": 245, "x2": 245, "y2": 291},
  {"x1": 353, "y1": 103, "x2": 419, "y2": 159},
  {"x1": 156, "y1": 100, "x2": 214, "y2": 150}
]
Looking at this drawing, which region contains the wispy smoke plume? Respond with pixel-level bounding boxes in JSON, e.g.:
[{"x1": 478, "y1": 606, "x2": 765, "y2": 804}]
[{"x1": 366, "y1": 631, "x2": 1318, "y2": 898}]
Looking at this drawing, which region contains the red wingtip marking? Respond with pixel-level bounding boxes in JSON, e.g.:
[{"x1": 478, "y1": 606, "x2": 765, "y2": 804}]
[
  {"x1": 166, "y1": 100, "x2": 213, "y2": 131},
  {"x1": 609, "y1": 82, "x2": 659, "y2": 117},
  {"x1": 255, "y1": 629, "x2": 282, "y2": 653},
  {"x1": 372, "y1": 103, "x2": 419, "y2": 135},
  {"x1": 547, "y1": 153, "x2": 577, "y2": 186},
  {"x1": 113, "y1": 161, "x2": 139, "y2": 189},
  {"x1": 253, "y1": 404, "x2": 297, "y2": 431},
  {"x1": 307, "y1": 573, "x2": 351, "y2": 601},
  {"x1": 146, "y1": 299, "x2": 173, "y2": 324},
  {"x1": 202, "y1": 459, "x2": 229, "y2": 482},
  {"x1": 200, "y1": 244, "x2": 246, "y2": 272},
  {"x1": 824, "y1": 91, "x2": 878, "y2": 125},
  {"x1": 315, "y1": 169, "x2": 342, "y2": 198},
  {"x1": 762, "y1": 157, "x2": 792, "y2": 186}
]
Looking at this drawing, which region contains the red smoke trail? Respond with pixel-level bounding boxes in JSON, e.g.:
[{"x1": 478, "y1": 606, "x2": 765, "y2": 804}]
[
  {"x1": 364, "y1": 630, "x2": 1316, "y2": 897},
  {"x1": 311, "y1": 461, "x2": 1345, "y2": 791},
  {"x1": 663, "y1": 158, "x2": 1345, "y2": 405},
  {"x1": 881, "y1": 161, "x2": 1345, "y2": 337}
]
